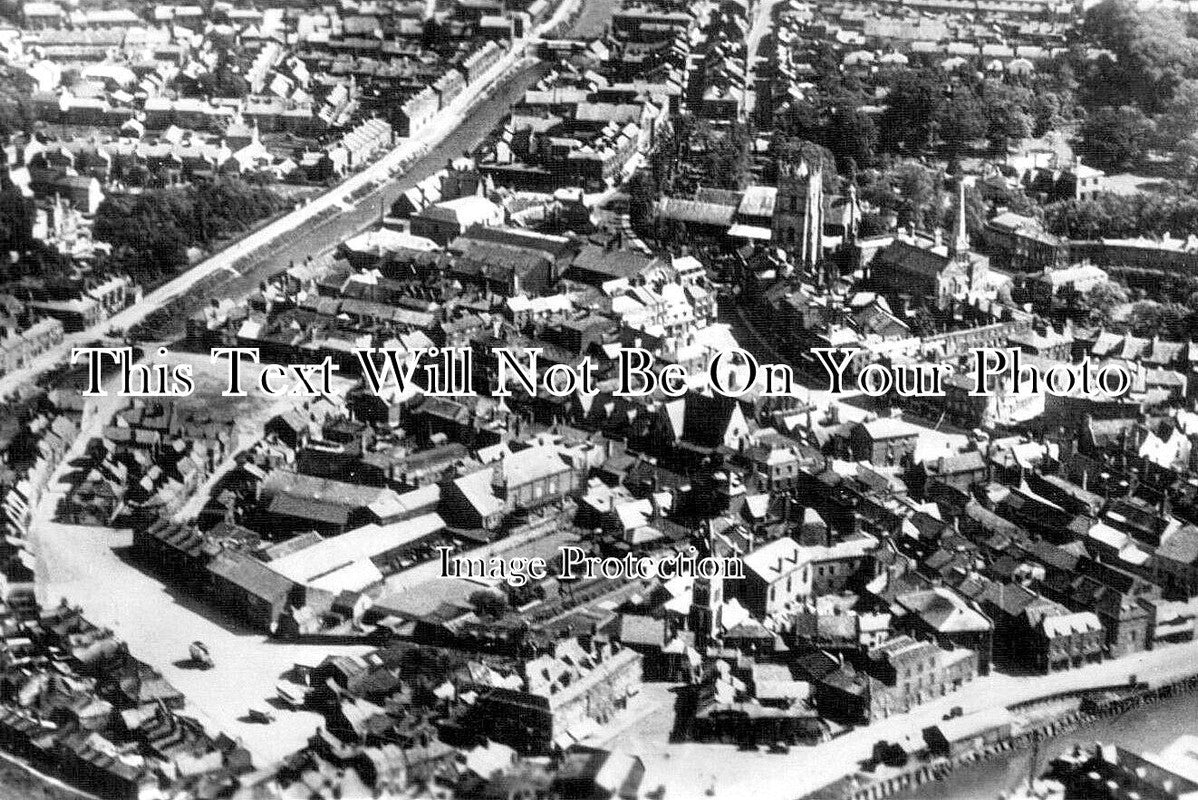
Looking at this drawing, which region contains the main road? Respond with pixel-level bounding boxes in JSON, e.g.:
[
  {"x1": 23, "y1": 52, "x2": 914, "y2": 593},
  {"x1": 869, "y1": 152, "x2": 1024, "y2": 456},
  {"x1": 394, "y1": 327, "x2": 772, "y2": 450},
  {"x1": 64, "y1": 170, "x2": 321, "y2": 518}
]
[{"x1": 0, "y1": 0, "x2": 603, "y2": 397}]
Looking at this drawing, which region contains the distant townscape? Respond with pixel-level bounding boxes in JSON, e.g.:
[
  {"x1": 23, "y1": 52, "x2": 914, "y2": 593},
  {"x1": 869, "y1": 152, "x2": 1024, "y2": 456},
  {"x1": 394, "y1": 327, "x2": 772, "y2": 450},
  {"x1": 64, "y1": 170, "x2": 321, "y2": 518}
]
[{"x1": 5, "y1": 0, "x2": 1198, "y2": 796}]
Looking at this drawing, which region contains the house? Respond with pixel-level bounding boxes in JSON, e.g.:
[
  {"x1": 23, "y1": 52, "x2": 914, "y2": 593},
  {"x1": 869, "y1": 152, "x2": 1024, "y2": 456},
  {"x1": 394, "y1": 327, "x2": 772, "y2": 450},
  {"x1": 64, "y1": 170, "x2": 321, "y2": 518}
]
[
  {"x1": 864, "y1": 635, "x2": 978, "y2": 721},
  {"x1": 1036, "y1": 611, "x2": 1105, "y2": 672},
  {"x1": 554, "y1": 746, "x2": 646, "y2": 800},
  {"x1": 895, "y1": 587, "x2": 993, "y2": 674},
  {"x1": 846, "y1": 418, "x2": 921, "y2": 466},
  {"x1": 911, "y1": 451, "x2": 987, "y2": 497},
  {"x1": 28, "y1": 172, "x2": 104, "y2": 214},
  {"x1": 679, "y1": 392, "x2": 750, "y2": 455},
  {"x1": 868, "y1": 197, "x2": 999, "y2": 309},
  {"x1": 979, "y1": 582, "x2": 1062, "y2": 672},
  {"x1": 735, "y1": 533, "x2": 879, "y2": 620},
  {"x1": 923, "y1": 708, "x2": 1013, "y2": 758},
  {"x1": 259, "y1": 472, "x2": 412, "y2": 536},
  {"x1": 205, "y1": 550, "x2": 301, "y2": 634},
  {"x1": 474, "y1": 642, "x2": 642, "y2": 755},
  {"x1": 1031, "y1": 264, "x2": 1108, "y2": 312},
  {"x1": 1024, "y1": 157, "x2": 1105, "y2": 202},
  {"x1": 738, "y1": 537, "x2": 812, "y2": 618},
  {"x1": 982, "y1": 212, "x2": 1067, "y2": 272},
  {"x1": 267, "y1": 513, "x2": 446, "y2": 594},
  {"x1": 410, "y1": 196, "x2": 504, "y2": 246},
  {"x1": 442, "y1": 444, "x2": 583, "y2": 532},
  {"x1": 1153, "y1": 525, "x2": 1198, "y2": 600}
]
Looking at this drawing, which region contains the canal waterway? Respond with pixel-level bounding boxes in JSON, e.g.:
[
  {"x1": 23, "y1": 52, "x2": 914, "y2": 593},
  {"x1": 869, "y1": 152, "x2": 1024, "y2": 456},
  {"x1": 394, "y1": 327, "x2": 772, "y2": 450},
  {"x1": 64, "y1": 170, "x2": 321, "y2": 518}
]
[{"x1": 892, "y1": 687, "x2": 1198, "y2": 799}]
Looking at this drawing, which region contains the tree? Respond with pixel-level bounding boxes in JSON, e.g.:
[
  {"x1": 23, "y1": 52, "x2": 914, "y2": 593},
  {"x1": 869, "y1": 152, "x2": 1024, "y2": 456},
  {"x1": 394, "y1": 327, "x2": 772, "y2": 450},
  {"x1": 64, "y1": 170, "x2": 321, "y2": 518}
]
[
  {"x1": 1045, "y1": 192, "x2": 1198, "y2": 239},
  {"x1": 773, "y1": 137, "x2": 837, "y2": 188},
  {"x1": 983, "y1": 84, "x2": 1033, "y2": 154},
  {"x1": 1177, "y1": 136, "x2": 1198, "y2": 191},
  {"x1": 0, "y1": 182, "x2": 34, "y2": 255},
  {"x1": 94, "y1": 178, "x2": 286, "y2": 286},
  {"x1": 879, "y1": 69, "x2": 945, "y2": 154},
  {"x1": 1029, "y1": 91, "x2": 1074, "y2": 138},
  {"x1": 627, "y1": 169, "x2": 657, "y2": 234},
  {"x1": 1076, "y1": 105, "x2": 1153, "y2": 172},
  {"x1": 826, "y1": 107, "x2": 878, "y2": 171},
  {"x1": 856, "y1": 211, "x2": 887, "y2": 237},
  {"x1": 1155, "y1": 78, "x2": 1198, "y2": 148},
  {"x1": 939, "y1": 91, "x2": 987, "y2": 157},
  {"x1": 1080, "y1": 280, "x2": 1131, "y2": 325},
  {"x1": 1125, "y1": 300, "x2": 1190, "y2": 337},
  {"x1": 938, "y1": 184, "x2": 987, "y2": 239},
  {"x1": 0, "y1": 65, "x2": 34, "y2": 138},
  {"x1": 1083, "y1": 0, "x2": 1198, "y2": 112},
  {"x1": 648, "y1": 115, "x2": 751, "y2": 194},
  {"x1": 468, "y1": 590, "x2": 509, "y2": 620},
  {"x1": 197, "y1": 59, "x2": 249, "y2": 99},
  {"x1": 892, "y1": 162, "x2": 936, "y2": 229}
]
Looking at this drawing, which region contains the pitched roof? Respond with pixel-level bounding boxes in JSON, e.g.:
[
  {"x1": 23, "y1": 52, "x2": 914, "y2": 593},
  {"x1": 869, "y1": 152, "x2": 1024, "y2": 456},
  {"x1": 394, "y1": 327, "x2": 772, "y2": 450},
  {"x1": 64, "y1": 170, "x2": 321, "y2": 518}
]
[
  {"x1": 656, "y1": 198, "x2": 735, "y2": 227},
  {"x1": 897, "y1": 587, "x2": 992, "y2": 633},
  {"x1": 207, "y1": 550, "x2": 296, "y2": 602},
  {"x1": 1157, "y1": 525, "x2": 1198, "y2": 566}
]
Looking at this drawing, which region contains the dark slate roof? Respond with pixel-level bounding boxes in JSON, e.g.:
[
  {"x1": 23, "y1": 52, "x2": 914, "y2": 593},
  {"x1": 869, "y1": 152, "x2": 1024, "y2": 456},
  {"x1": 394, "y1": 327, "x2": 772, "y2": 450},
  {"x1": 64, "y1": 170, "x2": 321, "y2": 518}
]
[{"x1": 207, "y1": 550, "x2": 296, "y2": 602}]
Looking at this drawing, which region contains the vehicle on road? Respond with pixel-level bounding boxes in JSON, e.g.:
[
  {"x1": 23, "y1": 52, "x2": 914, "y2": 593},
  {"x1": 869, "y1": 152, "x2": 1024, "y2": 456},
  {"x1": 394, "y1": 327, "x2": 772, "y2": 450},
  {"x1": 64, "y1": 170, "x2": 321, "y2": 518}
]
[
  {"x1": 189, "y1": 641, "x2": 213, "y2": 668},
  {"x1": 247, "y1": 708, "x2": 276, "y2": 724}
]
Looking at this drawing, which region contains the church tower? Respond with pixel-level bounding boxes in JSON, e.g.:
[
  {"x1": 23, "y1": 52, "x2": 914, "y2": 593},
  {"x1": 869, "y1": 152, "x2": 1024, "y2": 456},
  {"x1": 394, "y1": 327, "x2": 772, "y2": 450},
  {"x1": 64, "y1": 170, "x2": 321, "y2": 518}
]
[
  {"x1": 773, "y1": 159, "x2": 806, "y2": 250},
  {"x1": 772, "y1": 158, "x2": 824, "y2": 274},
  {"x1": 801, "y1": 161, "x2": 824, "y2": 274}
]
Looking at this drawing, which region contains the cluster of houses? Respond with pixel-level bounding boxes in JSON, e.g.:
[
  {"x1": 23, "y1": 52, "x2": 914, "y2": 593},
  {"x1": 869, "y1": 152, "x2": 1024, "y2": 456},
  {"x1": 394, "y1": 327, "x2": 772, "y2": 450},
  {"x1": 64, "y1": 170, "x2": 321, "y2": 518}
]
[
  {"x1": 59, "y1": 399, "x2": 238, "y2": 530},
  {"x1": 8, "y1": 0, "x2": 528, "y2": 150},
  {"x1": 246, "y1": 638, "x2": 648, "y2": 798},
  {"x1": 476, "y1": 61, "x2": 672, "y2": 192},
  {"x1": 0, "y1": 600, "x2": 252, "y2": 799},
  {"x1": 758, "y1": 0, "x2": 1075, "y2": 136},
  {"x1": 0, "y1": 387, "x2": 81, "y2": 615},
  {"x1": 8, "y1": 0, "x2": 1198, "y2": 793}
]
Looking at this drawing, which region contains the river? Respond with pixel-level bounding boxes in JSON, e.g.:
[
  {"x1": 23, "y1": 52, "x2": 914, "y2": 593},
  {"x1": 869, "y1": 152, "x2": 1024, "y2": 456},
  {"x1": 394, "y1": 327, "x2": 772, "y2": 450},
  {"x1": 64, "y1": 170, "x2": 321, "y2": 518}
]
[{"x1": 892, "y1": 689, "x2": 1198, "y2": 800}]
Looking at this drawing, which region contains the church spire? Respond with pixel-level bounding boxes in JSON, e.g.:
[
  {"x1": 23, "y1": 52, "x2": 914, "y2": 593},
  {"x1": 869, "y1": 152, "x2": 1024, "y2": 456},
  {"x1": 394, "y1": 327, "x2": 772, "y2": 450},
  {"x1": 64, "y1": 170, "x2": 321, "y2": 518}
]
[{"x1": 949, "y1": 179, "x2": 968, "y2": 259}]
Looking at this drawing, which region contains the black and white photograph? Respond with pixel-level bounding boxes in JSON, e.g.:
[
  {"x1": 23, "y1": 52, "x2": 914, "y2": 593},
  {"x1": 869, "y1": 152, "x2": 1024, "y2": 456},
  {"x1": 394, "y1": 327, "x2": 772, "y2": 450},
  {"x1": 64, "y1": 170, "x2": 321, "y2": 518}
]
[{"x1": 1, "y1": 0, "x2": 1198, "y2": 796}]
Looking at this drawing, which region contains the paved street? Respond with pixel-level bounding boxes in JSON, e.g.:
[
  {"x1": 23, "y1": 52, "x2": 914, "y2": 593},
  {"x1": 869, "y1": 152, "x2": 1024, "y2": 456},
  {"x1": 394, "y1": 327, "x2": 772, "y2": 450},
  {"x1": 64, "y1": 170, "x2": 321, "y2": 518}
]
[
  {"x1": 0, "y1": 0, "x2": 594, "y2": 397},
  {"x1": 29, "y1": 376, "x2": 372, "y2": 769}
]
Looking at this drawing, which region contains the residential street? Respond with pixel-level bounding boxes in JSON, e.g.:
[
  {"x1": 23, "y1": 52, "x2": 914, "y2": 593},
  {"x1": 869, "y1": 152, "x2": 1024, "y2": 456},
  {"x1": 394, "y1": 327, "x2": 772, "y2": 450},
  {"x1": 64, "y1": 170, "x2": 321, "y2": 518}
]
[{"x1": 0, "y1": 0, "x2": 592, "y2": 397}]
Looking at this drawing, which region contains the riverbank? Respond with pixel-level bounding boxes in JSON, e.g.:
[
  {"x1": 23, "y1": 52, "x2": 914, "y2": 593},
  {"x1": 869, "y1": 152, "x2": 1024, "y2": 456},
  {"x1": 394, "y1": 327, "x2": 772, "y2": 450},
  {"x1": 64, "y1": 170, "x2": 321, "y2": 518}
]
[{"x1": 811, "y1": 673, "x2": 1198, "y2": 800}]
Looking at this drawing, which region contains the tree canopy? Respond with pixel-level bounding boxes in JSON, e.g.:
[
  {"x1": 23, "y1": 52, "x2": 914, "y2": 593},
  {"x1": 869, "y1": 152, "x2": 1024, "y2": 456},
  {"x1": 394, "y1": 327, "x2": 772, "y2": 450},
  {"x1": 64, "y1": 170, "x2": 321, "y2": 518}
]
[
  {"x1": 1083, "y1": 0, "x2": 1198, "y2": 113},
  {"x1": 0, "y1": 65, "x2": 34, "y2": 138},
  {"x1": 94, "y1": 179, "x2": 286, "y2": 286},
  {"x1": 1044, "y1": 192, "x2": 1198, "y2": 239},
  {"x1": 1075, "y1": 105, "x2": 1153, "y2": 172}
]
